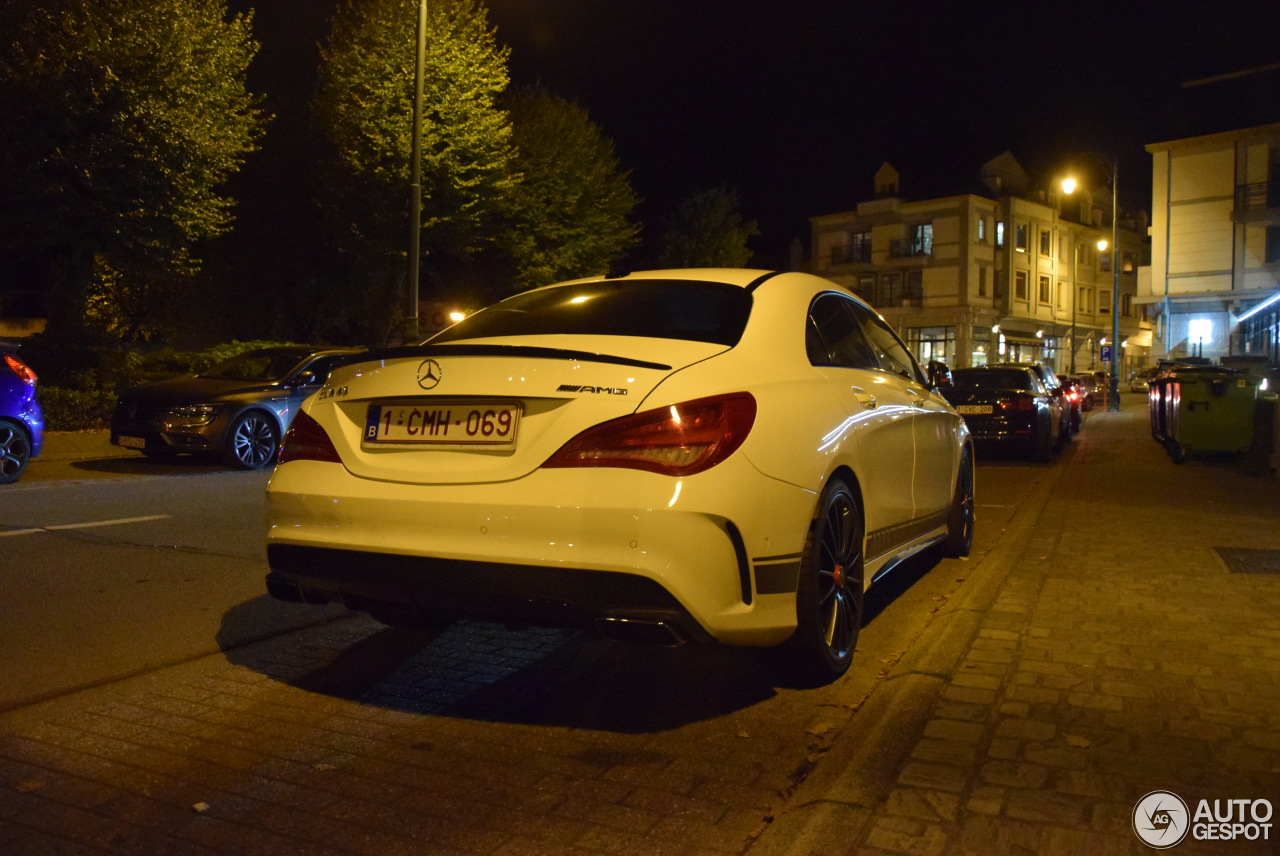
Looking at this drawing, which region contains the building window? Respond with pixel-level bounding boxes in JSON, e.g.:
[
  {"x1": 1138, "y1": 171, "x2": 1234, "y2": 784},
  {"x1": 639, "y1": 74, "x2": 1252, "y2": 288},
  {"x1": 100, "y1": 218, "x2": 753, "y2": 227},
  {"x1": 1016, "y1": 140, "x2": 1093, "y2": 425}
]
[
  {"x1": 1038, "y1": 275, "x2": 1051, "y2": 304},
  {"x1": 1079, "y1": 286, "x2": 1089, "y2": 314},
  {"x1": 1100, "y1": 252, "x2": 1111, "y2": 272},
  {"x1": 978, "y1": 266, "x2": 988, "y2": 297},
  {"x1": 1122, "y1": 293, "x2": 1133, "y2": 316},
  {"x1": 873, "y1": 273, "x2": 902, "y2": 307},
  {"x1": 1039, "y1": 230, "x2": 1052, "y2": 256},
  {"x1": 1015, "y1": 271, "x2": 1028, "y2": 301},
  {"x1": 911, "y1": 223, "x2": 933, "y2": 256},
  {"x1": 1266, "y1": 226, "x2": 1280, "y2": 264},
  {"x1": 977, "y1": 217, "x2": 987, "y2": 242},
  {"x1": 831, "y1": 231, "x2": 872, "y2": 264},
  {"x1": 1122, "y1": 252, "x2": 1135, "y2": 273},
  {"x1": 1015, "y1": 224, "x2": 1028, "y2": 253},
  {"x1": 1057, "y1": 280, "x2": 1067, "y2": 309},
  {"x1": 856, "y1": 275, "x2": 875, "y2": 299},
  {"x1": 1099, "y1": 289, "x2": 1112, "y2": 314},
  {"x1": 906, "y1": 326, "x2": 956, "y2": 367},
  {"x1": 996, "y1": 222, "x2": 1005, "y2": 247}
]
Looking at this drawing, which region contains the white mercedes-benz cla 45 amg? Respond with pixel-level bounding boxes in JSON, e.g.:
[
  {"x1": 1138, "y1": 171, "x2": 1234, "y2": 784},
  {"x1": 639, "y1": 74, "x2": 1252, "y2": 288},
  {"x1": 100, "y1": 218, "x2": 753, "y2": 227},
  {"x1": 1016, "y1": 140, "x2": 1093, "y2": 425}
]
[{"x1": 265, "y1": 269, "x2": 973, "y2": 683}]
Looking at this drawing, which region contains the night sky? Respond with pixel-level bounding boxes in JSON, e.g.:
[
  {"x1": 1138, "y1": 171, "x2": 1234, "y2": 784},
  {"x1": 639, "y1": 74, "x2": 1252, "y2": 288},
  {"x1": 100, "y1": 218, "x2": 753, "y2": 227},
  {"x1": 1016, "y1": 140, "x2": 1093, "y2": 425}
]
[{"x1": 239, "y1": 0, "x2": 1280, "y2": 268}]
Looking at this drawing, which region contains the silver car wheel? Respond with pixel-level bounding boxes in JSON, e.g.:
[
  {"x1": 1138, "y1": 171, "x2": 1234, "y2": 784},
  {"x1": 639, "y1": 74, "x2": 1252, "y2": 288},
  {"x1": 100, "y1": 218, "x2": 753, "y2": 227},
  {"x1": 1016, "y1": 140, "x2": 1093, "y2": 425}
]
[{"x1": 226, "y1": 412, "x2": 278, "y2": 470}]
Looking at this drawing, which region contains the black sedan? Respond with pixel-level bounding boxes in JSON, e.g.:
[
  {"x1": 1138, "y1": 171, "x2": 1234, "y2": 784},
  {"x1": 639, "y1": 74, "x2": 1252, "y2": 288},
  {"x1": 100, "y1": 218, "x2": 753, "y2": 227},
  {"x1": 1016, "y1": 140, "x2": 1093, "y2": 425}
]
[
  {"x1": 942, "y1": 365, "x2": 1067, "y2": 461},
  {"x1": 111, "y1": 347, "x2": 363, "y2": 469}
]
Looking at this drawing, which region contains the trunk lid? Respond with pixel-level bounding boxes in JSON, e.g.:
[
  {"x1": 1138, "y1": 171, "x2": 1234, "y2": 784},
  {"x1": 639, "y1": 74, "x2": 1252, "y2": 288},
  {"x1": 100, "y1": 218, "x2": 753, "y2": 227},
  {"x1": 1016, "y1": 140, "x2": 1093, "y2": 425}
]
[{"x1": 314, "y1": 337, "x2": 726, "y2": 484}]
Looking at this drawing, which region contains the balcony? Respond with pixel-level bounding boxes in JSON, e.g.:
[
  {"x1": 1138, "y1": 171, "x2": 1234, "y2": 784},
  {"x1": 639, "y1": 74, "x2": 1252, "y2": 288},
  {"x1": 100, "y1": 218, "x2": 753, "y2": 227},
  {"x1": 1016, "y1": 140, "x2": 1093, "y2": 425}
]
[
  {"x1": 829, "y1": 243, "x2": 872, "y2": 265},
  {"x1": 1233, "y1": 181, "x2": 1280, "y2": 224},
  {"x1": 889, "y1": 237, "x2": 933, "y2": 259}
]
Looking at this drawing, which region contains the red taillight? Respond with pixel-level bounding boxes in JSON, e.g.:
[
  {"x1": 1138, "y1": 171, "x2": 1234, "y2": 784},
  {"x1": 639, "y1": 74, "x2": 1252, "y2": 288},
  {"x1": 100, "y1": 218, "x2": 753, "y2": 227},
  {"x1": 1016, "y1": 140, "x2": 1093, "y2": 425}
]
[
  {"x1": 543, "y1": 393, "x2": 756, "y2": 476},
  {"x1": 278, "y1": 410, "x2": 342, "y2": 465},
  {"x1": 999, "y1": 394, "x2": 1036, "y2": 411},
  {"x1": 4, "y1": 353, "x2": 36, "y2": 385}
]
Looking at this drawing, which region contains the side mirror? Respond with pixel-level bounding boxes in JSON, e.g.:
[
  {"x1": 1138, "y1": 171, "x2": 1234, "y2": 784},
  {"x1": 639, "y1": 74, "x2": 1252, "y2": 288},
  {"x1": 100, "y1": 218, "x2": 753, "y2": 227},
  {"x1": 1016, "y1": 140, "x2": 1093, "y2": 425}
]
[
  {"x1": 292, "y1": 370, "x2": 318, "y2": 387},
  {"x1": 926, "y1": 360, "x2": 952, "y2": 389}
]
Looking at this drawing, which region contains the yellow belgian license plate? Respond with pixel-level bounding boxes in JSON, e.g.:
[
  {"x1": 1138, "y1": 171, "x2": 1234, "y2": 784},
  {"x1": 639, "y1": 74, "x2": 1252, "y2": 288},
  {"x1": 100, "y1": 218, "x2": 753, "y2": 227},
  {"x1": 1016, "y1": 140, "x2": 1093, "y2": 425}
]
[
  {"x1": 364, "y1": 400, "x2": 521, "y2": 448},
  {"x1": 956, "y1": 405, "x2": 993, "y2": 415}
]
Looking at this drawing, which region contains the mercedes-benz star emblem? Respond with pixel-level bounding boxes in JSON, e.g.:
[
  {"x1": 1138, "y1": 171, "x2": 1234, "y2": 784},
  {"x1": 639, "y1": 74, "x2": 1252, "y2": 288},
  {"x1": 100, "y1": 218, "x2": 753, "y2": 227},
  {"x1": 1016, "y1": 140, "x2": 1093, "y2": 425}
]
[{"x1": 417, "y1": 358, "x2": 442, "y2": 390}]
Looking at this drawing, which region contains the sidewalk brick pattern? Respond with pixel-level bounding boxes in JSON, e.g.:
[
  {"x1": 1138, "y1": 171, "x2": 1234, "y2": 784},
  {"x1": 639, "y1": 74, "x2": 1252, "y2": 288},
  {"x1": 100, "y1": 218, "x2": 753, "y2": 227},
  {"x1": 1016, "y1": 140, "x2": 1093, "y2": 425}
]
[{"x1": 857, "y1": 405, "x2": 1280, "y2": 855}]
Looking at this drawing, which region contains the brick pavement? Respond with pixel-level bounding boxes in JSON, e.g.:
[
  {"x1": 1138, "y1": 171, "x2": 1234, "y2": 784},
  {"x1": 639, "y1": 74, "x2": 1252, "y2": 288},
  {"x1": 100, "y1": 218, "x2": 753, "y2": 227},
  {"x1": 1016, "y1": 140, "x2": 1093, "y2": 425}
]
[{"x1": 785, "y1": 397, "x2": 1280, "y2": 855}]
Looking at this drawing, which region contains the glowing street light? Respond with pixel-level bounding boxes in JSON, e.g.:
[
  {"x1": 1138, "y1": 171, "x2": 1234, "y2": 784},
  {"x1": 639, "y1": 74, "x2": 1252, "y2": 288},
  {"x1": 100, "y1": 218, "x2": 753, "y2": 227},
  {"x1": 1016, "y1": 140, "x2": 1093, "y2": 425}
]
[{"x1": 1062, "y1": 155, "x2": 1121, "y2": 412}]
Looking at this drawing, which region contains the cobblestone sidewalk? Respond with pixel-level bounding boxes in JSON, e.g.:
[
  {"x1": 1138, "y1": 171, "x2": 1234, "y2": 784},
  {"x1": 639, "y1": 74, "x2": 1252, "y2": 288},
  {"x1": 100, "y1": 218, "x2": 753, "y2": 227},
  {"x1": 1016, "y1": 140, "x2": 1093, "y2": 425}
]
[{"x1": 844, "y1": 402, "x2": 1280, "y2": 855}]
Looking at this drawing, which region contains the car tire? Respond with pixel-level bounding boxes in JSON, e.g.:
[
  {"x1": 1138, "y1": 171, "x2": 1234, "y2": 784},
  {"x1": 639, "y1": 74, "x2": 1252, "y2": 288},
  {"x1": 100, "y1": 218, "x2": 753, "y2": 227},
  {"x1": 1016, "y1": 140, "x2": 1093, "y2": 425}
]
[
  {"x1": 224, "y1": 411, "x2": 279, "y2": 470},
  {"x1": 785, "y1": 477, "x2": 864, "y2": 685},
  {"x1": 0, "y1": 418, "x2": 32, "y2": 484},
  {"x1": 942, "y1": 448, "x2": 974, "y2": 558}
]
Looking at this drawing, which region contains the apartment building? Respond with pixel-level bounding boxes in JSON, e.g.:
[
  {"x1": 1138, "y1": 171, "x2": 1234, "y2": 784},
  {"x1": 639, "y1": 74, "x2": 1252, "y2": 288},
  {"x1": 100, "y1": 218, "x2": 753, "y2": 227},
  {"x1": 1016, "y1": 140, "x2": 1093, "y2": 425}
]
[
  {"x1": 807, "y1": 154, "x2": 1150, "y2": 378},
  {"x1": 1142, "y1": 122, "x2": 1280, "y2": 367}
]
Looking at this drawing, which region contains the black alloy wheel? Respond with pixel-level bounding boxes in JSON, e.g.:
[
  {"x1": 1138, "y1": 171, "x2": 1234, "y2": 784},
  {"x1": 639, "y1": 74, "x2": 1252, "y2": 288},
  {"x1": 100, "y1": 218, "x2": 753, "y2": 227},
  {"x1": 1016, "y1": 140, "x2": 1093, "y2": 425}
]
[
  {"x1": 787, "y1": 477, "x2": 864, "y2": 684},
  {"x1": 0, "y1": 418, "x2": 31, "y2": 484},
  {"x1": 943, "y1": 447, "x2": 975, "y2": 558},
  {"x1": 225, "y1": 411, "x2": 279, "y2": 470}
]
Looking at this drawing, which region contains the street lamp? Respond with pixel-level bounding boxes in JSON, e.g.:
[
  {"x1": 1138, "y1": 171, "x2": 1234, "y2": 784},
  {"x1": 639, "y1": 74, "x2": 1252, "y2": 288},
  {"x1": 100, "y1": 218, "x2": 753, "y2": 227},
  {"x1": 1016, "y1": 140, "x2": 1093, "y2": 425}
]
[
  {"x1": 1062, "y1": 156, "x2": 1121, "y2": 411},
  {"x1": 404, "y1": 0, "x2": 430, "y2": 340}
]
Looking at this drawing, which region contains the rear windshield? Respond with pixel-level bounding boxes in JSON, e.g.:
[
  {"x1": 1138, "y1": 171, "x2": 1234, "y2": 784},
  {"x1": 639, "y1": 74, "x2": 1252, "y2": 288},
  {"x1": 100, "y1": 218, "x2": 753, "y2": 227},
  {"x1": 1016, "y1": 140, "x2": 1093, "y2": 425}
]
[
  {"x1": 429, "y1": 280, "x2": 753, "y2": 347},
  {"x1": 951, "y1": 369, "x2": 1039, "y2": 390}
]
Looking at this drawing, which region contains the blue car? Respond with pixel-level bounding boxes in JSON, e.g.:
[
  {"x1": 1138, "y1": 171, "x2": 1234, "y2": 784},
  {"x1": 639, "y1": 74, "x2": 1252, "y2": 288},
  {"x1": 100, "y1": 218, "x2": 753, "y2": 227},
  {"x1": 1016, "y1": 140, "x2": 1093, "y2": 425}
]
[{"x1": 0, "y1": 344, "x2": 43, "y2": 484}]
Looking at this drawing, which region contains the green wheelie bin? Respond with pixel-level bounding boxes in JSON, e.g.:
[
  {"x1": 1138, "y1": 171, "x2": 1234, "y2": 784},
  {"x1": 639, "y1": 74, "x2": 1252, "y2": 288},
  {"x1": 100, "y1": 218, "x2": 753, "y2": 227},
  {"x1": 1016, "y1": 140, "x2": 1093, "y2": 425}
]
[{"x1": 1164, "y1": 367, "x2": 1262, "y2": 463}]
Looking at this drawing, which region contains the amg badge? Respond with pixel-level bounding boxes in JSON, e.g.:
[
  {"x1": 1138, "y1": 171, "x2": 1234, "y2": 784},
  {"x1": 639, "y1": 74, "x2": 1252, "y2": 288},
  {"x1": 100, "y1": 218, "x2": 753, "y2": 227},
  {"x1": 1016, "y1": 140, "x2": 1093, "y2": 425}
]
[{"x1": 557, "y1": 384, "x2": 628, "y2": 395}]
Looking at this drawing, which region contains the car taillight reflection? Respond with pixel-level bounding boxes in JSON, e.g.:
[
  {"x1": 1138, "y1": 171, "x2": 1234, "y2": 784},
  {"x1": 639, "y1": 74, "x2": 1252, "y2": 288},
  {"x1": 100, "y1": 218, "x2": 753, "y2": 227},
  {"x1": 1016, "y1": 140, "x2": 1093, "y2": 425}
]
[
  {"x1": 543, "y1": 392, "x2": 756, "y2": 476},
  {"x1": 278, "y1": 410, "x2": 342, "y2": 465}
]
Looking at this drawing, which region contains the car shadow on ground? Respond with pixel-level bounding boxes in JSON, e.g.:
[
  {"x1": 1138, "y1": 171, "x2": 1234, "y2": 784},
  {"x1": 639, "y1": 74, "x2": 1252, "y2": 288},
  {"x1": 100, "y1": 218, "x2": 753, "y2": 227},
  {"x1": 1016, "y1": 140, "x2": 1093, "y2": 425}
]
[
  {"x1": 68, "y1": 454, "x2": 235, "y2": 476},
  {"x1": 219, "y1": 547, "x2": 952, "y2": 733}
]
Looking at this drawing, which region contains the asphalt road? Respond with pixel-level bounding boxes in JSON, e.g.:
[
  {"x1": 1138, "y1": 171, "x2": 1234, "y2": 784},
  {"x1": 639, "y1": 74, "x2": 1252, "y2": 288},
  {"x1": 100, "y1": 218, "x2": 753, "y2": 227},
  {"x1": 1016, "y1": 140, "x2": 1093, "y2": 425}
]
[{"x1": 2, "y1": 440, "x2": 1052, "y2": 713}]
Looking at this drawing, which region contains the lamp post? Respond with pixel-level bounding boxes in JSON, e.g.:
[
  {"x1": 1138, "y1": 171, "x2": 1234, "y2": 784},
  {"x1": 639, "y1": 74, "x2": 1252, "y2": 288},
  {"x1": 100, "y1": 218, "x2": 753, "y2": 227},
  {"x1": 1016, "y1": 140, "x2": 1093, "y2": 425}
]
[
  {"x1": 406, "y1": 0, "x2": 428, "y2": 343},
  {"x1": 1062, "y1": 156, "x2": 1121, "y2": 411}
]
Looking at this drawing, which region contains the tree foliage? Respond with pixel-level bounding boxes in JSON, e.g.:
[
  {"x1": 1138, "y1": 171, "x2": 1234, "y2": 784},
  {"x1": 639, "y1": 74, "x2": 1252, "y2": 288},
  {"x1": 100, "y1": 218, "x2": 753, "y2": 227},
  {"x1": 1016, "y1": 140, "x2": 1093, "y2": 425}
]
[
  {"x1": 653, "y1": 187, "x2": 759, "y2": 269},
  {"x1": 0, "y1": 0, "x2": 266, "y2": 338},
  {"x1": 313, "y1": 0, "x2": 516, "y2": 277},
  {"x1": 495, "y1": 86, "x2": 639, "y2": 292}
]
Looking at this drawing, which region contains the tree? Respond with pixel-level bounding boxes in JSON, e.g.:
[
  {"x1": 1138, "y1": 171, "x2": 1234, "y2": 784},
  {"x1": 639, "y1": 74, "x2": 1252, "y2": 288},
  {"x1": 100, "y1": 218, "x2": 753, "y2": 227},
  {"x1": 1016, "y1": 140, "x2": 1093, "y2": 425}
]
[
  {"x1": 0, "y1": 0, "x2": 266, "y2": 340},
  {"x1": 653, "y1": 188, "x2": 759, "y2": 269},
  {"x1": 312, "y1": 0, "x2": 516, "y2": 341},
  {"x1": 495, "y1": 87, "x2": 639, "y2": 292}
]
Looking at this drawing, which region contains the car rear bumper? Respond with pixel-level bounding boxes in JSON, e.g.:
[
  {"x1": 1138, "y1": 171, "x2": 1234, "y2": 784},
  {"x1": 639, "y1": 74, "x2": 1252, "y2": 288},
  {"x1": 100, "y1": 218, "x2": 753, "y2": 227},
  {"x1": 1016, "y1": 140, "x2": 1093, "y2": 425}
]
[{"x1": 264, "y1": 458, "x2": 817, "y2": 646}]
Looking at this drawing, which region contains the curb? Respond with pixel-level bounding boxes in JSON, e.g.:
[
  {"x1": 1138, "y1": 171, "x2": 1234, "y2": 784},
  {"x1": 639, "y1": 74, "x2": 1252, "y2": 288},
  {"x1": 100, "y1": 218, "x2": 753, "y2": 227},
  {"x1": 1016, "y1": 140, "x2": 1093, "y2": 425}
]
[{"x1": 750, "y1": 445, "x2": 1071, "y2": 855}]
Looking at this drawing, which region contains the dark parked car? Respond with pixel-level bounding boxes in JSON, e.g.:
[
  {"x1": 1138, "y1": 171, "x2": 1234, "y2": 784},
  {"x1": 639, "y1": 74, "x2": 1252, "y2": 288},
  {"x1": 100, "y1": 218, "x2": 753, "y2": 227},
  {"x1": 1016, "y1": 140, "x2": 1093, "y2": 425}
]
[
  {"x1": 1056, "y1": 375, "x2": 1085, "y2": 432},
  {"x1": 111, "y1": 346, "x2": 363, "y2": 469},
  {"x1": 943, "y1": 365, "x2": 1067, "y2": 461},
  {"x1": 1068, "y1": 374, "x2": 1099, "y2": 411},
  {"x1": 1024, "y1": 361, "x2": 1075, "y2": 438},
  {"x1": 0, "y1": 344, "x2": 43, "y2": 484}
]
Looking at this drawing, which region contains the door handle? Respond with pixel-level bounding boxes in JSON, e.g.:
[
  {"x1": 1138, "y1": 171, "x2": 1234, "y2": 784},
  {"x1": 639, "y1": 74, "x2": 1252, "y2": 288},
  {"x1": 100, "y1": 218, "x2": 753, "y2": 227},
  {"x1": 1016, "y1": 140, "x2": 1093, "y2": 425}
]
[
  {"x1": 906, "y1": 387, "x2": 926, "y2": 407},
  {"x1": 851, "y1": 387, "x2": 878, "y2": 410}
]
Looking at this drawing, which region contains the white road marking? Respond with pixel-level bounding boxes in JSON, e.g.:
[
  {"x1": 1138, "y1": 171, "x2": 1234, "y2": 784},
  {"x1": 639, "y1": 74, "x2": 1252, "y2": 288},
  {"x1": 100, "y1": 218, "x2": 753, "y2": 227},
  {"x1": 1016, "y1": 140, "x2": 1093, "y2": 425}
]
[{"x1": 0, "y1": 515, "x2": 171, "y2": 537}]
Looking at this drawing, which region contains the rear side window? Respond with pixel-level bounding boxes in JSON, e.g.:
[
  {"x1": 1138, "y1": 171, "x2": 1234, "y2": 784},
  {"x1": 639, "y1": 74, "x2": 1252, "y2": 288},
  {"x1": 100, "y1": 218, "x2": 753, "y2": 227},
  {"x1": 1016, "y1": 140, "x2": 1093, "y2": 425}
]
[
  {"x1": 807, "y1": 294, "x2": 879, "y2": 369},
  {"x1": 430, "y1": 280, "x2": 753, "y2": 347}
]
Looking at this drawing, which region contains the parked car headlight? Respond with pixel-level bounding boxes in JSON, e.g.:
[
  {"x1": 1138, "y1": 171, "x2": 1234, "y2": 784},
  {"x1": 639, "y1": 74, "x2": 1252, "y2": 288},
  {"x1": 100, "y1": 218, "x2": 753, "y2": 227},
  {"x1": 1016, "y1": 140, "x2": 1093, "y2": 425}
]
[{"x1": 166, "y1": 403, "x2": 222, "y2": 422}]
